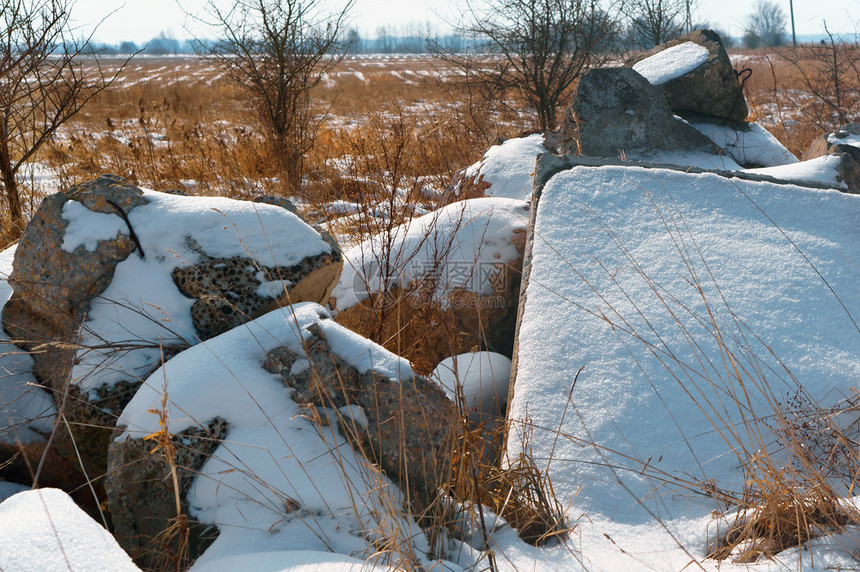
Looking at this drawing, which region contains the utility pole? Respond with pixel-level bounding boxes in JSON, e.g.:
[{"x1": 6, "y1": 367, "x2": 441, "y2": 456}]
[
  {"x1": 789, "y1": 0, "x2": 797, "y2": 46},
  {"x1": 686, "y1": 0, "x2": 692, "y2": 33}
]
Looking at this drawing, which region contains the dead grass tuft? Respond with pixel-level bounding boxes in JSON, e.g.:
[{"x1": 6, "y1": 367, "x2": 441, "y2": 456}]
[{"x1": 708, "y1": 461, "x2": 856, "y2": 562}]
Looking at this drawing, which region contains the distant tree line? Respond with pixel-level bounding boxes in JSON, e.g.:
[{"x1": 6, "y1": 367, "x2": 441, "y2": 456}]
[
  {"x1": 85, "y1": 1, "x2": 838, "y2": 59},
  {"x1": 86, "y1": 31, "x2": 195, "y2": 55},
  {"x1": 85, "y1": 25, "x2": 477, "y2": 56}
]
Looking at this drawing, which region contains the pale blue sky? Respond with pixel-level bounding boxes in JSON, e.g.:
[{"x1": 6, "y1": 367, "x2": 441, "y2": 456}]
[{"x1": 71, "y1": 0, "x2": 858, "y2": 45}]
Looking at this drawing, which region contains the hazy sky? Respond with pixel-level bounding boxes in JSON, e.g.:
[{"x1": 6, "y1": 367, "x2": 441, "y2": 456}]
[{"x1": 71, "y1": 0, "x2": 858, "y2": 45}]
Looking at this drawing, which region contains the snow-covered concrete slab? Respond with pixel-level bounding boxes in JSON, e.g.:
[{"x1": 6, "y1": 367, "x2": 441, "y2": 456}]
[
  {"x1": 632, "y1": 41, "x2": 709, "y2": 85},
  {"x1": 505, "y1": 160, "x2": 860, "y2": 569},
  {"x1": 62, "y1": 187, "x2": 337, "y2": 394},
  {"x1": 334, "y1": 197, "x2": 529, "y2": 311},
  {"x1": 116, "y1": 302, "x2": 461, "y2": 571},
  {"x1": 0, "y1": 488, "x2": 139, "y2": 572},
  {"x1": 691, "y1": 121, "x2": 798, "y2": 167},
  {"x1": 748, "y1": 154, "x2": 847, "y2": 188}
]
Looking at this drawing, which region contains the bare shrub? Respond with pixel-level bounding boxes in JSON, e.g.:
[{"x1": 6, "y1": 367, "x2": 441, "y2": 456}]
[
  {"x1": 775, "y1": 27, "x2": 860, "y2": 133},
  {"x1": 0, "y1": 0, "x2": 122, "y2": 240},
  {"x1": 197, "y1": 0, "x2": 353, "y2": 193},
  {"x1": 441, "y1": 0, "x2": 619, "y2": 131}
]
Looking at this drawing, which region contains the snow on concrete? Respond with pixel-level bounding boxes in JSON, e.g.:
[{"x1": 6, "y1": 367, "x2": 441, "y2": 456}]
[
  {"x1": 505, "y1": 163, "x2": 860, "y2": 570},
  {"x1": 748, "y1": 154, "x2": 846, "y2": 188},
  {"x1": 333, "y1": 198, "x2": 529, "y2": 311},
  {"x1": 432, "y1": 351, "x2": 511, "y2": 420},
  {"x1": 61, "y1": 189, "x2": 330, "y2": 269},
  {"x1": 0, "y1": 245, "x2": 55, "y2": 445},
  {"x1": 632, "y1": 41, "x2": 710, "y2": 85},
  {"x1": 827, "y1": 132, "x2": 860, "y2": 148},
  {"x1": 0, "y1": 488, "x2": 139, "y2": 572},
  {"x1": 692, "y1": 121, "x2": 798, "y2": 167},
  {"x1": 62, "y1": 189, "x2": 334, "y2": 394},
  {"x1": 462, "y1": 133, "x2": 548, "y2": 201},
  {"x1": 628, "y1": 149, "x2": 743, "y2": 170},
  {"x1": 117, "y1": 303, "x2": 456, "y2": 570}
]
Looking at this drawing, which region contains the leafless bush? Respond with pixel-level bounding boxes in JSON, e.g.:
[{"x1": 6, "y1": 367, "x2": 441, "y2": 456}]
[
  {"x1": 775, "y1": 26, "x2": 860, "y2": 133},
  {"x1": 0, "y1": 0, "x2": 122, "y2": 239},
  {"x1": 198, "y1": 0, "x2": 353, "y2": 193},
  {"x1": 439, "y1": 0, "x2": 619, "y2": 131}
]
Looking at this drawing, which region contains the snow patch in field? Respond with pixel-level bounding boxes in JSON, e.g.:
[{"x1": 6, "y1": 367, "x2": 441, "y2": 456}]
[{"x1": 632, "y1": 41, "x2": 709, "y2": 85}]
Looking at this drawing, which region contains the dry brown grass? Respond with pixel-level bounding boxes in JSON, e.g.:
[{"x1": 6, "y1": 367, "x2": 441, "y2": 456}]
[
  {"x1": 0, "y1": 54, "x2": 526, "y2": 247},
  {"x1": 2, "y1": 49, "x2": 853, "y2": 249},
  {"x1": 737, "y1": 43, "x2": 860, "y2": 158}
]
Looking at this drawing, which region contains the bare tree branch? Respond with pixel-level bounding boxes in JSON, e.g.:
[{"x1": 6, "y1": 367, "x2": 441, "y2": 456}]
[
  {"x1": 437, "y1": 0, "x2": 619, "y2": 132},
  {"x1": 0, "y1": 0, "x2": 126, "y2": 237},
  {"x1": 196, "y1": 0, "x2": 354, "y2": 193},
  {"x1": 628, "y1": 0, "x2": 688, "y2": 48},
  {"x1": 744, "y1": 0, "x2": 788, "y2": 48}
]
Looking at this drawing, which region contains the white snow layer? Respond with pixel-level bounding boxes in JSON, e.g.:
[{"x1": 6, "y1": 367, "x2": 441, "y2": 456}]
[
  {"x1": 0, "y1": 488, "x2": 139, "y2": 572},
  {"x1": 117, "y1": 303, "x2": 463, "y2": 570},
  {"x1": 462, "y1": 133, "x2": 547, "y2": 201},
  {"x1": 60, "y1": 188, "x2": 333, "y2": 393},
  {"x1": 748, "y1": 153, "x2": 846, "y2": 188},
  {"x1": 62, "y1": 189, "x2": 329, "y2": 268},
  {"x1": 505, "y1": 164, "x2": 860, "y2": 570},
  {"x1": 0, "y1": 244, "x2": 55, "y2": 445},
  {"x1": 432, "y1": 351, "x2": 511, "y2": 419},
  {"x1": 632, "y1": 41, "x2": 710, "y2": 85},
  {"x1": 827, "y1": 132, "x2": 860, "y2": 148},
  {"x1": 692, "y1": 121, "x2": 798, "y2": 167},
  {"x1": 628, "y1": 149, "x2": 743, "y2": 171},
  {"x1": 191, "y1": 550, "x2": 390, "y2": 572},
  {"x1": 333, "y1": 197, "x2": 529, "y2": 311}
]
